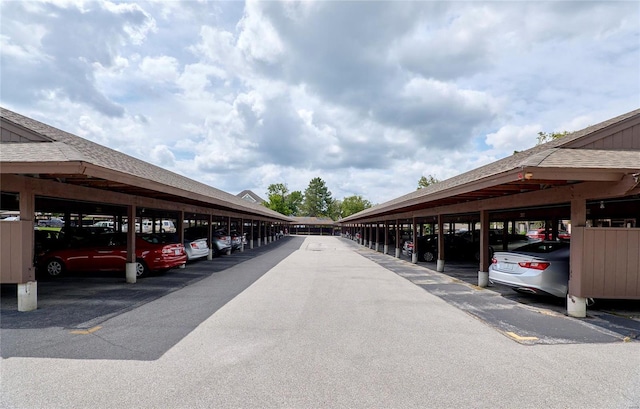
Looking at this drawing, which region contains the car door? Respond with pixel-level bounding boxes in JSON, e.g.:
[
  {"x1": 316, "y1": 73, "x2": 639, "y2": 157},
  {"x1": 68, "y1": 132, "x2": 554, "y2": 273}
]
[
  {"x1": 90, "y1": 234, "x2": 126, "y2": 271},
  {"x1": 63, "y1": 234, "x2": 97, "y2": 272}
]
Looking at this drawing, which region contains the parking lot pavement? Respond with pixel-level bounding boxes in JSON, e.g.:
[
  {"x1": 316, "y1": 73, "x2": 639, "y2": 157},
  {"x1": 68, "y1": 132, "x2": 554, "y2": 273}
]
[
  {"x1": 0, "y1": 236, "x2": 304, "y2": 360},
  {"x1": 2, "y1": 236, "x2": 639, "y2": 409},
  {"x1": 346, "y1": 239, "x2": 640, "y2": 344}
]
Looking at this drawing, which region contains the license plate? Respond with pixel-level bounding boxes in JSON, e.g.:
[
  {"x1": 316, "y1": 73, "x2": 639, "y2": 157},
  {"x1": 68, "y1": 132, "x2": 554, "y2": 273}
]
[
  {"x1": 498, "y1": 263, "x2": 513, "y2": 271},
  {"x1": 174, "y1": 249, "x2": 180, "y2": 255}
]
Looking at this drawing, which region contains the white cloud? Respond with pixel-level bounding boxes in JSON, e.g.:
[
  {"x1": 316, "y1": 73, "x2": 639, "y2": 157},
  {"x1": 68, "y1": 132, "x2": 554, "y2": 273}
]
[
  {"x1": 139, "y1": 55, "x2": 179, "y2": 83},
  {"x1": 237, "y1": 1, "x2": 284, "y2": 64},
  {"x1": 1, "y1": 0, "x2": 638, "y2": 205},
  {"x1": 150, "y1": 144, "x2": 176, "y2": 167},
  {"x1": 485, "y1": 124, "x2": 542, "y2": 154}
]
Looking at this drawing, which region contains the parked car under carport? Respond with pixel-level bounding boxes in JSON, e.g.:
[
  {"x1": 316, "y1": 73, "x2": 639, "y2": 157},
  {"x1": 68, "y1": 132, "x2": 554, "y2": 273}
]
[
  {"x1": 489, "y1": 241, "x2": 571, "y2": 298},
  {"x1": 37, "y1": 232, "x2": 187, "y2": 279}
]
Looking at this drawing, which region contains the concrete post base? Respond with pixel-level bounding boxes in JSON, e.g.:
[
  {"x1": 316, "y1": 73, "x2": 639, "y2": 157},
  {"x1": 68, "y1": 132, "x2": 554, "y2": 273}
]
[
  {"x1": 18, "y1": 281, "x2": 37, "y2": 312},
  {"x1": 250, "y1": 241, "x2": 254, "y2": 249},
  {"x1": 395, "y1": 248, "x2": 400, "y2": 258},
  {"x1": 258, "y1": 238, "x2": 262, "y2": 247},
  {"x1": 179, "y1": 263, "x2": 186, "y2": 269},
  {"x1": 436, "y1": 259, "x2": 445, "y2": 272},
  {"x1": 207, "y1": 249, "x2": 214, "y2": 260},
  {"x1": 478, "y1": 271, "x2": 489, "y2": 287},
  {"x1": 384, "y1": 245, "x2": 388, "y2": 255},
  {"x1": 567, "y1": 294, "x2": 587, "y2": 318},
  {"x1": 125, "y1": 263, "x2": 137, "y2": 284},
  {"x1": 375, "y1": 243, "x2": 379, "y2": 252},
  {"x1": 226, "y1": 249, "x2": 232, "y2": 256},
  {"x1": 412, "y1": 253, "x2": 418, "y2": 264},
  {"x1": 240, "y1": 243, "x2": 244, "y2": 252}
]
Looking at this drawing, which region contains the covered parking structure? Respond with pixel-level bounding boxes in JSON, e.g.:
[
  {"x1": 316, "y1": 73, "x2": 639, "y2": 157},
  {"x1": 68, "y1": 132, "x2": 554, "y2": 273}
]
[
  {"x1": 288, "y1": 217, "x2": 337, "y2": 236},
  {"x1": 340, "y1": 108, "x2": 640, "y2": 317},
  {"x1": 0, "y1": 107, "x2": 292, "y2": 311}
]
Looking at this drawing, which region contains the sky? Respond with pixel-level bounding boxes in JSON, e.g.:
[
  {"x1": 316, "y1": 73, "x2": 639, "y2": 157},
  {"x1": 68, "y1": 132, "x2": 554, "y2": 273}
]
[{"x1": 1, "y1": 0, "x2": 639, "y2": 205}]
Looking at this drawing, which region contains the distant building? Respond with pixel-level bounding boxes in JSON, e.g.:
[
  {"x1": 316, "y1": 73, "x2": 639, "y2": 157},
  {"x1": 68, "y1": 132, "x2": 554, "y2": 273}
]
[{"x1": 237, "y1": 190, "x2": 265, "y2": 205}]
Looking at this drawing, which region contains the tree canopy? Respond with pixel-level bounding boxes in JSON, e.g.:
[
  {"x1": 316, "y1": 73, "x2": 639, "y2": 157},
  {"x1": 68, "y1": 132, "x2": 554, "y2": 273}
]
[
  {"x1": 537, "y1": 131, "x2": 570, "y2": 145},
  {"x1": 340, "y1": 195, "x2": 372, "y2": 218},
  {"x1": 302, "y1": 177, "x2": 333, "y2": 217},
  {"x1": 264, "y1": 183, "x2": 303, "y2": 216},
  {"x1": 262, "y1": 178, "x2": 372, "y2": 220},
  {"x1": 417, "y1": 174, "x2": 439, "y2": 190}
]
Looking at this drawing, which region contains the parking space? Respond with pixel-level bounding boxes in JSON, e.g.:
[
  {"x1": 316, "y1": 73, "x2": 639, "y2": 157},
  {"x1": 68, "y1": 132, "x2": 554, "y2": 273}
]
[
  {"x1": 350, "y1": 239, "x2": 640, "y2": 344},
  {"x1": 0, "y1": 234, "x2": 295, "y2": 342}
]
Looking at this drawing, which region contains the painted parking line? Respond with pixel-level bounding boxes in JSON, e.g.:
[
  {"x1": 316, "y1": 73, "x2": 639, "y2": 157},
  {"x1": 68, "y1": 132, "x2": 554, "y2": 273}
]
[
  {"x1": 70, "y1": 326, "x2": 102, "y2": 335},
  {"x1": 505, "y1": 331, "x2": 539, "y2": 342}
]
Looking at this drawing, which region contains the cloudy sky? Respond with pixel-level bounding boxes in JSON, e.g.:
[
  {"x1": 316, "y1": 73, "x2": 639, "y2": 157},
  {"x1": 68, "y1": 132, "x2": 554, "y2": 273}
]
[{"x1": 1, "y1": 1, "x2": 639, "y2": 205}]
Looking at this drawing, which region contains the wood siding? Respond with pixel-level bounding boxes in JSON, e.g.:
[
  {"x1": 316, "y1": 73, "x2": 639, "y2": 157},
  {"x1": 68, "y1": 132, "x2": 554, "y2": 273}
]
[
  {"x1": 576, "y1": 123, "x2": 640, "y2": 150},
  {"x1": 578, "y1": 227, "x2": 640, "y2": 298},
  {"x1": 0, "y1": 221, "x2": 25, "y2": 283}
]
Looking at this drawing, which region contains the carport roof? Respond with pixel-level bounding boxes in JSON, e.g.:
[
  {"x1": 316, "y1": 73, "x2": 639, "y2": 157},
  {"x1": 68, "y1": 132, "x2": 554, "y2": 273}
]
[
  {"x1": 341, "y1": 108, "x2": 640, "y2": 222},
  {"x1": 0, "y1": 107, "x2": 291, "y2": 221},
  {"x1": 290, "y1": 216, "x2": 336, "y2": 226}
]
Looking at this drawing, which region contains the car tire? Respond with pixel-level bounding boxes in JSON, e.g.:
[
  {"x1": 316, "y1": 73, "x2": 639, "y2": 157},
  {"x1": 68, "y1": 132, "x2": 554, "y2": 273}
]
[
  {"x1": 135, "y1": 259, "x2": 149, "y2": 278},
  {"x1": 44, "y1": 258, "x2": 65, "y2": 278},
  {"x1": 423, "y1": 251, "x2": 436, "y2": 262}
]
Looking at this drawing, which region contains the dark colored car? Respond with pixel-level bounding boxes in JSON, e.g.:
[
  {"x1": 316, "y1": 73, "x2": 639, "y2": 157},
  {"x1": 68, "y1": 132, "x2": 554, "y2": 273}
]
[
  {"x1": 416, "y1": 231, "x2": 530, "y2": 262},
  {"x1": 415, "y1": 234, "x2": 472, "y2": 262},
  {"x1": 37, "y1": 232, "x2": 186, "y2": 279}
]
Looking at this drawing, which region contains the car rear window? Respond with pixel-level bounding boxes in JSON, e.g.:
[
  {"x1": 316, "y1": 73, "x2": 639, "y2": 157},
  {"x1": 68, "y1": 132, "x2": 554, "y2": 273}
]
[{"x1": 514, "y1": 241, "x2": 570, "y2": 253}]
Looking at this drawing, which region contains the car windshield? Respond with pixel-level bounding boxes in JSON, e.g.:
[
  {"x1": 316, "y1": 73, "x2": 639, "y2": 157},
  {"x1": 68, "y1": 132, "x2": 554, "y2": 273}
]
[{"x1": 513, "y1": 241, "x2": 570, "y2": 253}]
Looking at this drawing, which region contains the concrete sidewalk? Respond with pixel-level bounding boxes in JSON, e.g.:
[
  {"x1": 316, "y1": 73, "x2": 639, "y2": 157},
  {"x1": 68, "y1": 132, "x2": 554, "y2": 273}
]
[{"x1": 2, "y1": 236, "x2": 639, "y2": 408}]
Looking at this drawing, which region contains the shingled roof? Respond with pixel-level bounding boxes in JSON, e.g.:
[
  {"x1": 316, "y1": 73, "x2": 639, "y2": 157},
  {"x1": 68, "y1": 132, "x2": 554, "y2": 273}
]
[
  {"x1": 0, "y1": 107, "x2": 291, "y2": 221},
  {"x1": 342, "y1": 108, "x2": 640, "y2": 222}
]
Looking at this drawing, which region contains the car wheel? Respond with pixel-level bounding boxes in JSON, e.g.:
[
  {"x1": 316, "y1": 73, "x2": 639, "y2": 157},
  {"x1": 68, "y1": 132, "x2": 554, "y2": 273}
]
[
  {"x1": 45, "y1": 259, "x2": 65, "y2": 278},
  {"x1": 423, "y1": 251, "x2": 436, "y2": 262},
  {"x1": 135, "y1": 259, "x2": 149, "y2": 278}
]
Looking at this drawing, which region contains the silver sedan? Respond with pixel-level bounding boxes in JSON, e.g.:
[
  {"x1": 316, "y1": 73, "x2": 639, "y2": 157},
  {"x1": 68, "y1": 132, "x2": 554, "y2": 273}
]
[{"x1": 489, "y1": 241, "x2": 570, "y2": 298}]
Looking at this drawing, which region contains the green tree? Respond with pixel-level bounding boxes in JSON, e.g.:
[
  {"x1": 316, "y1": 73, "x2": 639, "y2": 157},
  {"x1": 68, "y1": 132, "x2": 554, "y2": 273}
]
[
  {"x1": 417, "y1": 175, "x2": 439, "y2": 190},
  {"x1": 264, "y1": 183, "x2": 291, "y2": 215},
  {"x1": 340, "y1": 195, "x2": 372, "y2": 218},
  {"x1": 328, "y1": 199, "x2": 342, "y2": 221},
  {"x1": 264, "y1": 183, "x2": 304, "y2": 216},
  {"x1": 537, "y1": 131, "x2": 569, "y2": 145},
  {"x1": 302, "y1": 177, "x2": 333, "y2": 217},
  {"x1": 287, "y1": 190, "x2": 303, "y2": 216}
]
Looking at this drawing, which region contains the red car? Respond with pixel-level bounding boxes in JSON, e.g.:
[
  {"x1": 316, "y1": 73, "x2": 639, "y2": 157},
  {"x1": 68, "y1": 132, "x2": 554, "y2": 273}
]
[
  {"x1": 526, "y1": 228, "x2": 571, "y2": 241},
  {"x1": 38, "y1": 233, "x2": 186, "y2": 279}
]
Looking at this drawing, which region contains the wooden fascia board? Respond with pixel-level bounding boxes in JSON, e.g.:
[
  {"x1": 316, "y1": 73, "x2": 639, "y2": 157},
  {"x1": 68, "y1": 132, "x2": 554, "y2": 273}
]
[
  {"x1": 0, "y1": 174, "x2": 287, "y2": 222},
  {"x1": 350, "y1": 169, "x2": 526, "y2": 220},
  {"x1": 340, "y1": 177, "x2": 638, "y2": 224},
  {"x1": 342, "y1": 166, "x2": 632, "y2": 223},
  {"x1": 0, "y1": 162, "x2": 87, "y2": 175},
  {"x1": 82, "y1": 163, "x2": 286, "y2": 221},
  {"x1": 521, "y1": 167, "x2": 626, "y2": 182}
]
